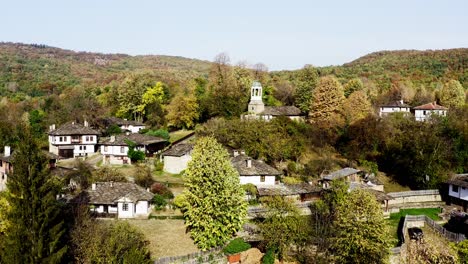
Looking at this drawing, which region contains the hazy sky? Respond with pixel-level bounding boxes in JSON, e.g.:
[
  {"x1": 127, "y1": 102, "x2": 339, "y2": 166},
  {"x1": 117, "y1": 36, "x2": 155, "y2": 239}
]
[{"x1": 2, "y1": 0, "x2": 467, "y2": 70}]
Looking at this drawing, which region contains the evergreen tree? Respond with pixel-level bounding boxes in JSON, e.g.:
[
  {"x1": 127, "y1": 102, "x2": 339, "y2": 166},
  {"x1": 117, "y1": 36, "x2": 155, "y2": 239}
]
[
  {"x1": 439, "y1": 79, "x2": 465, "y2": 108},
  {"x1": 294, "y1": 65, "x2": 318, "y2": 114},
  {"x1": 183, "y1": 137, "x2": 247, "y2": 250},
  {"x1": 309, "y1": 76, "x2": 345, "y2": 126},
  {"x1": 0, "y1": 125, "x2": 67, "y2": 263}
]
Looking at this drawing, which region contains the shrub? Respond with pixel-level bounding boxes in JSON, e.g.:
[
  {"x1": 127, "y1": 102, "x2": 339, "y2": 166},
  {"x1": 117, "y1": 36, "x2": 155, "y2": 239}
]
[
  {"x1": 154, "y1": 159, "x2": 164, "y2": 171},
  {"x1": 145, "y1": 129, "x2": 170, "y2": 141},
  {"x1": 242, "y1": 183, "x2": 258, "y2": 196},
  {"x1": 173, "y1": 194, "x2": 188, "y2": 210},
  {"x1": 261, "y1": 248, "x2": 276, "y2": 264},
  {"x1": 223, "y1": 238, "x2": 251, "y2": 255},
  {"x1": 282, "y1": 176, "x2": 303, "y2": 184},
  {"x1": 150, "y1": 182, "x2": 174, "y2": 199},
  {"x1": 152, "y1": 194, "x2": 167, "y2": 210}
]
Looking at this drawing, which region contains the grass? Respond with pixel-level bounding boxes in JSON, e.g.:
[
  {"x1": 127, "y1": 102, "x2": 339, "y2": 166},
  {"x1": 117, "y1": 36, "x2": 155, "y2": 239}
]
[
  {"x1": 377, "y1": 172, "x2": 411, "y2": 193},
  {"x1": 153, "y1": 170, "x2": 185, "y2": 185},
  {"x1": 127, "y1": 219, "x2": 199, "y2": 259},
  {"x1": 169, "y1": 130, "x2": 194, "y2": 143},
  {"x1": 387, "y1": 208, "x2": 442, "y2": 245}
]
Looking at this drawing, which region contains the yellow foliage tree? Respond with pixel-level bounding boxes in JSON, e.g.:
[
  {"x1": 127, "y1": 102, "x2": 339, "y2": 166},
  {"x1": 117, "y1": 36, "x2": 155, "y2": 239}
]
[
  {"x1": 309, "y1": 76, "x2": 345, "y2": 126},
  {"x1": 343, "y1": 90, "x2": 373, "y2": 124},
  {"x1": 166, "y1": 93, "x2": 199, "y2": 129}
]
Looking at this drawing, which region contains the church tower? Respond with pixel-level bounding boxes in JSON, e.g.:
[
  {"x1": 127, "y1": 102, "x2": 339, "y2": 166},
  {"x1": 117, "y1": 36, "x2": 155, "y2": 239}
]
[{"x1": 247, "y1": 81, "x2": 264, "y2": 114}]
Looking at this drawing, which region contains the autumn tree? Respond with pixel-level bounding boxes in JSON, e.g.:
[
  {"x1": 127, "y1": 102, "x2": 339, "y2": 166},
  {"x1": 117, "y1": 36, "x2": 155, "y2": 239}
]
[
  {"x1": 309, "y1": 76, "x2": 345, "y2": 126},
  {"x1": 439, "y1": 79, "x2": 465, "y2": 108},
  {"x1": 294, "y1": 65, "x2": 318, "y2": 114},
  {"x1": 343, "y1": 90, "x2": 372, "y2": 124},
  {"x1": 183, "y1": 137, "x2": 247, "y2": 249},
  {"x1": 0, "y1": 125, "x2": 67, "y2": 263},
  {"x1": 331, "y1": 189, "x2": 391, "y2": 264},
  {"x1": 166, "y1": 92, "x2": 199, "y2": 129},
  {"x1": 343, "y1": 78, "x2": 363, "y2": 98}
]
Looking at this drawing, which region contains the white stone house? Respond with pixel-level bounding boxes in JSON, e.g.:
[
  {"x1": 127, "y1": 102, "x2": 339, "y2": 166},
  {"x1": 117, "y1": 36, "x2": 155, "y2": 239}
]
[
  {"x1": 379, "y1": 100, "x2": 411, "y2": 117},
  {"x1": 447, "y1": 174, "x2": 468, "y2": 210},
  {"x1": 100, "y1": 133, "x2": 167, "y2": 165},
  {"x1": 243, "y1": 81, "x2": 304, "y2": 121},
  {"x1": 48, "y1": 121, "x2": 100, "y2": 158},
  {"x1": 413, "y1": 102, "x2": 448, "y2": 122},
  {"x1": 161, "y1": 143, "x2": 193, "y2": 174},
  {"x1": 320, "y1": 167, "x2": 384, "y2": 191},
  {"x1": 231, "y1": 153, "x2": 281, "y2": 186},
  {"x1": 104, "y1": 117, "x2": 146, "y2": 134},
  {"x1": 85, "y1": 182, "x2": 153, "y2": 219}
]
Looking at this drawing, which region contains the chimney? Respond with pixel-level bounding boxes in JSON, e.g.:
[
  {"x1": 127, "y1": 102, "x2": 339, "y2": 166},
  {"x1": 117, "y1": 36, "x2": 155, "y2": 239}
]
[
  {"x1": 4, "y1": 146, "x2": 10, "y2": 157},
  {"x1": 110, "y1": 135, "x2": 115, "y2": 142},
  {"x1": 84, "y1": 120, "x2": 89, "y2": 127},
  {"x1": 146, "y1": 188, "x2": 150, "y2": 192},
  {"x1": 72, "y1": 121, "x2": 75, "y2": 125},
  {"x1": 241, "y1": 150, "x2": 246, "y2": 155},
  {"x1": 246, "y1": 158, "x2": 252, "y2": 168},
  {"x1": 91, "y1": 183, "x2": 96, "y2": 191},
  {"x1": 400, "y1": 100, "x2": 404, "y2": 105},
  {"x1": 49, "y1": 124, "x2": 56, "y2": 131},
  {"x1": 233, "y1": 150, "x2": 239, "y2": 157},
  {"x1": 110, "y1": 181, "x2": 113, "y2": 187}
]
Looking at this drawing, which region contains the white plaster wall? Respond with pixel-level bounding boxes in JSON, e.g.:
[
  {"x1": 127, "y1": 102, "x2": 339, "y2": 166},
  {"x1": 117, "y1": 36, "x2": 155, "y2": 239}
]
[
  {"x1": 379, "y1": 107, "x2": 410, "y2": 117},
  {"x1": 117, "y1": 202, "x2": 134, "y2": 218},
  {"x1": 135, "y1": 201, "x2": 150, "y2": 216},
  {"x1": 388, "y1": 194, "x2": 442, "y2": 206},
  {"x1": 109, "y1": 206, "x2": 118, "y2": 213},
  {"x1": 0, "y1": 173, "x2": 6, "y2": 191},
  {"x1": 73, "y1": 144, "x2": 96, "y2": 157},
  {"x1": 50, "y1": 135, "x2": 71, "y2": 145},
  {"x1": 49, "y1": 143, "x2": 59, "y2": 155},
  {"x1": 164, "y1": 154, "x2": 192, "y2": 174},
  {"x1": 448, "y1": 184, "x2": 468, "y2": 201},
  {"x1": 101, "y1": 145, "x2": 129, "y2": 156},
  {"x1": 239, "y1": 175, "x2": 276, "y2": 186},
  {"x1": 415, "y1": 110, "x2": 446, "y2": 122}
]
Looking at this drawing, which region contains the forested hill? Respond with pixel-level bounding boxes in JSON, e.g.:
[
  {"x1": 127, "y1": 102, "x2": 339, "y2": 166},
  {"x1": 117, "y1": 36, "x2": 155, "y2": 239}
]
[
  {"x1": 322, "y1": 48, "x2": 468, "y2": 90},
  {"x1": 0, "y1": 42, "x2": 212, "y2": 98}
]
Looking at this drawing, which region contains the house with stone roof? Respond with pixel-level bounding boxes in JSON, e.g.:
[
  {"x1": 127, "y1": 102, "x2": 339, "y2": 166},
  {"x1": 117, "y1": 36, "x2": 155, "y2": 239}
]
[
  {"x1": 231, "y1": 153, "x2": 282, "y2": 186},
  {"x1": 320, "y1": 167, "x2": 384, "y2": 191},
  {"x1": 447, "y1": 173, "x2": 468, "y2": 210},
  {"x1": 48, "y1": 121, "x2": 100, "y2": 158},
  {"x1": 243, "y1": 81, "x2": 304, "y2": 121},
  {"x1": 413, "y1": 102, "x2": 448, "y2": 121},
  {"x1": 379, "y1": 100, "x2": 411, "y2": 117},
  {"x1": 83, "y1": 182, "x2": 154, "y2": 218},
  {"x1": 257, "y1": 183, "x2": 322, "y2": 202},
  {"x1": 100, "y1": 117, "x2": 146, "y2": 134},
  {"x1": 100, "y1": 133, "x2": 167, "y2": 165},
  {"x1": 161, "y1": 143, "x2": 193, "y2": 174}
]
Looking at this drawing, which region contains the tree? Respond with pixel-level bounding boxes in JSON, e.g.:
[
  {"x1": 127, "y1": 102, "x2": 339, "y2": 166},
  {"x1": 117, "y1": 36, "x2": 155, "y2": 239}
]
[
  {"x1": 260, "y1": 196, "x2": 311, "y2": 261},
  {"x1": 343, "y1": 90, "x2": 372, "y2": 125},
  {"x1": 93, "y1": 166, "x2": 127, "y2": 182},
  {"x1": 344, "y1": 78, "x2": 363, "y2": 98},
  {"x1": 133, "y1": 164, "x2": 154, "y2": 188},
  {"x1": 294, "y1": 65, "x2": 318, "y2": 114},
  {"x1": 1, "y1": 125, "x2": 67, "y2": 263},
  {"x1": 439, "y1": 79, "x2": 465, "y2": 108},
  {"x1": 125, "y1": 140, "x2": 146, "y2": 163},
  {"x1": 309, "y1": 76, "x2": 345, "y2": 126},
  {"x1": 0, "y1": 191, "x2": 10, "y2": 234},
  {"x1": 331, "y1": 189, "x2": 391, "y2": 264},
  {"x1": 183, "y1": 137, "x2": 247, "y2": 249},
  {"x1": 166, "y1": 92, "x2": 199, "y2": 129}
]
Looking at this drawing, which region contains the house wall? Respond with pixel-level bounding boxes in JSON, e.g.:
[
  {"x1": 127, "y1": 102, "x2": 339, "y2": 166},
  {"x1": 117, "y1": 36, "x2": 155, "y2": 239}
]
[
  {"x1": 117, "y1": 202, "x2": 135, "y2": 218},
  {"x1": 0, "y1": 174, "x2": 6, "y2": 191},
  {"x1": 135, "y1": 201, "x2": 150, "y2": 216},
  {"x1": 239, "y1": 175, "x2": 276, "y2": 186},
  {"x1": 102, "y1": 155, "x2": 131, "y2": 165},
  {"x1": 101, "y1": 145, "x2": 129, "y2": 156},
  {"x1": 415, "y1": 109, "x2": 447, "y2": 122},
  {"x1": 388, "y1": 193, "x2": 442, "y2": 206},
  {"x1": 164, "y1": 154, "x2": 191, "y2": 174},
  {"x1": 448, "y1": 184, "x2": 468, "y2": 201},
  {"x1": 120, "y1": 125, "x2": 145, "y2": 134},
  {"x1": 379, "y1": 107, "x2": 410, "y2": 117}
]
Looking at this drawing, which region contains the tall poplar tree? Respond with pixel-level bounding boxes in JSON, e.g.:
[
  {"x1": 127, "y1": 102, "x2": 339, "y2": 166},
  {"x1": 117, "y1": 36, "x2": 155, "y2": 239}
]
[
  {"x1": 183, "y1": 137, "x2": 247, "y2": 250},
  {"x1": 0, "y1": 125, "x2": 67, "y2": 263},
  {"x1": 309, "y1": 76, "x2": 345, "y2": 126},
  {"x1": 294, "y1": 65, "x2": 319, "y2": 114}
]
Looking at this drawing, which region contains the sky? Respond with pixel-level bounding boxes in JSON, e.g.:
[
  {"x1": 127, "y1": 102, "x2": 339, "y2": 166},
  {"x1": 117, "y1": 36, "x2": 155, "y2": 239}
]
[{"x1": 2, "y1": 0, "x2": 467, "y2": 70}]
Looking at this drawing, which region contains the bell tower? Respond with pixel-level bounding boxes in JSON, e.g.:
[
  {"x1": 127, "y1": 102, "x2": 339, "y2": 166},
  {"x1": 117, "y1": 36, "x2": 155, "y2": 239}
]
[{"x1": 248, "y1": 81, "x2": 264, "y2": 114}]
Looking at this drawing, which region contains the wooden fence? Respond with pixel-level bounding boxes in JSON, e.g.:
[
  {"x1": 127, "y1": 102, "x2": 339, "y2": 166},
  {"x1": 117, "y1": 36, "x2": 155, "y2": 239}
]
[
  {"x1": 154, "y1": 246, "x2": 224, "y2": 264},
  {"x1": 405, "y1": 215, "x2": 465, "y2": 242}
]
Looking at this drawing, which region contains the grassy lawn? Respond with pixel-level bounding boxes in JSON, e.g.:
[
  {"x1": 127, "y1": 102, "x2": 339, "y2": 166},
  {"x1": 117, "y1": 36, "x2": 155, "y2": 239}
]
[
  {"x1": 387, "y1": 208, "x2": 442, "y2": 245},
  {"x1": 169, "y1": 130, "x2": 194, "y2": 143},
  {"x1": 153, "y1": 170, "x2": 185, "y2": 185},
  {"x1": 128, "y1": 219, "x2": 198, "y2": 259}
]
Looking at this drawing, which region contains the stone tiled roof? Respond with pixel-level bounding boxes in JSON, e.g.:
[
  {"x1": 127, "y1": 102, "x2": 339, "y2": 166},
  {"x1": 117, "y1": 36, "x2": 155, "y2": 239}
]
[
  {"x1": 413, "y1": 102, "x2": 448, "y2": 110},
  {"x1": 380, "y1": 101, "x2": 410, "y2": 108},
  {"x1": 257, "y1": 183, "x2": 321, "y2": 196},
  {"x1": 447, "y1": 174, "x2": 468, "y2": 188},
  {"x1": 86, "y1": 182, "x2": 153, "y2": 205},
  {"x1": 0, "y1": 151, "x2": 58, "y2": 163},
  {"x1": 262, "y1": 106, "x2": 302, "y2": 116},
  {"x1": 348, "y1": 182, "x2": 393, "y2": 201},
  {"x1": 49, "y1": 122, "x2": 100, "y2": 136},
  {"x1": 105, "y1": 117, "x2": 145, "y2": 126},
  {"x1": 100, "y1": 133, "x2": 166, "y2": 146},
  {"x1": 231, "y1": 154, "x2": 281, "y2": 176},
  {"x1": 322, "y1": 167, "x2": 361, "y2": 181},
  {"x1": 162, "y1": 143, "x2": 193, "y2": 157}
]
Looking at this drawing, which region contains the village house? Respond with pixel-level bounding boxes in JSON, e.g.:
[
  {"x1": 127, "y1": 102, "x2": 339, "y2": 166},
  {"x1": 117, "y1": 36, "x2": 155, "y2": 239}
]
[
  {"x1": 0, "y1": 146, "x2": 58, "y2": 191},
  {"x1": 257, "y1": 183, "x2": 322, "y2": 203},
  {"x1": 161, "y1": 143, "x2": 193, "y2": 174},
  {"x1": 413, "y1": 102, "x2": 448, "y2": 122},
  {"x1": 320, "y1": 167, "x2": 384, "y2": 191},
  {"x1": 447, "y1": 173, "x2": 468, "y2": 210},
  {"x1": 243, "y1": 81, "x2": 304, "y2": 121},
  {"x1": 48, "y1": 121, "x2": 100, "y2": 158},
  {"x1": 100, "y1": 133, "x2": 167, "y2": 165},
  {"x1": 379, "y1": 100, "x2": 411, "y2": 117},
  {"x1": 100, "y1": 117, "x2": 146, "y2": 134},
  {"x1": 82, "y1": 182, "x2": 154, "y2": 219},
  {"x1": 231, "y1": 152, "x2": 282, "y2": 186}
]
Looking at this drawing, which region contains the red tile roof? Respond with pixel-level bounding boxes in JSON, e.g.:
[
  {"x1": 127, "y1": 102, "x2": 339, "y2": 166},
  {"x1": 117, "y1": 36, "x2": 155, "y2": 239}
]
[{"x1": 413, "y1": 102, "x2": 448, "y2": 110}]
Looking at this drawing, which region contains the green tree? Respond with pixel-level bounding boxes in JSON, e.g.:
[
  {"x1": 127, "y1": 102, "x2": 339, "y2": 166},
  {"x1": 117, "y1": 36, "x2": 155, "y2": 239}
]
[
  {"x1": 166, "y1": 92, "x2": 199, "y2": 129},
  {"x1": 125, "y1": 139, "x2": 146, "y2": 163},
  {"x1": 294, "y1": 65, "x2": 319, "y2": 114},
  {"x1": 344, "y1": 78, "x2": 364, "y2": 98},
  {"x1": 331, "y1": 189, "x2": 391, "y2": 264},
  {"x1": 309, "y1": 76, "x2": 345, "y2": 127},
  {"x1": 1, "y1": 125, "x2": 67, "y2": 263},
  {"x1": 439, "y1": 79, "x2": 465, "y2": 108},
  {"x1": 0, "y1": 191, "x2": 10, "y2": 234},
  {"x1": 183, "y1": 137, "x2": 247, "y2": 249}
]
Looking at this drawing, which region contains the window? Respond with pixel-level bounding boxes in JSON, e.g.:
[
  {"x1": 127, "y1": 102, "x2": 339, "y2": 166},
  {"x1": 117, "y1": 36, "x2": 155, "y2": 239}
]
[
  {"x1": 86, "y1": 136, "x2": 90, "y2": 142},
  {"x1": 120, "y1": 147, "x2": 125, "y2": 153},
  {"x1": 59, "y1": 137, "x2": 63, "y2": 142},
  {"x1": 452, "y1": 185, "x2": 459, "y2": 193},
  {"x1": 104, "y1": 146, "x2": 108, "y2": 152},
  {"x1": 260, "y1": 176, "x2": 266, "y2": 182},
  {"x1": 122, "y1": 203, "x2": 129, "y2": 211},
  {"x1": 90, "y1": 136, "x2": 94, "y2": 141}
]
